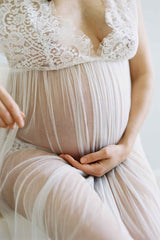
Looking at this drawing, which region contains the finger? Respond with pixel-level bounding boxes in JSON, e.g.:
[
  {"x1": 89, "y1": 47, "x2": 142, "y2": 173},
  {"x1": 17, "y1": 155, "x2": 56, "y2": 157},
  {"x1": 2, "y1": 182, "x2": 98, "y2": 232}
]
[
  {"x1": 80, "y1": 147, "x2": 109, "y2": 164},
  {"x1": 0, "y1": 116, "x2": 16, "y2": 129},
  {"x1": 20, "y1": 111, "x2": 25, "y2": 118},
  {"x1": 8, "y1": 122, "x2": 16, "y2": 129},
  {"x1": 60, "y1": 154, "x2": 81, "y2": 168},
  {"x1": 0, "y1": 100, "x2": 14, "y2": 125},
  {"x1": 60, "y1": 154, "x2": 103, "y2": 177},
  {"x1": 0, "y1": 117, "x2": 8, "y2": 128},
  {"x1": 0, "y1": 87, "x2": 24, "y2": 128}
]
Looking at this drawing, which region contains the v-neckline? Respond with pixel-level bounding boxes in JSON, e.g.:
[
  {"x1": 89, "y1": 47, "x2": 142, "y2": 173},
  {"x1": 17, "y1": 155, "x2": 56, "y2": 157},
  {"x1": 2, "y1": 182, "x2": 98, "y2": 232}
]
[{"x1": 50, "y1": 0, "x2": 114, "y2": 56}]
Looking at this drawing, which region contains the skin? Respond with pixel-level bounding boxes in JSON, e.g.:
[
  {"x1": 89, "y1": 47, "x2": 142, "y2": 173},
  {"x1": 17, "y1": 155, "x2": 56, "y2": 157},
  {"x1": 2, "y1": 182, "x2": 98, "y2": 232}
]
[
  {"x1": 0, "y1": 85, "x2": 25, "y2": 129},
  {"x1": 60, "y1": 0, "x2": 155, "y2": 177},
  {"x1": 0, "y1": 0, "x2": 154, "y2": 178}
]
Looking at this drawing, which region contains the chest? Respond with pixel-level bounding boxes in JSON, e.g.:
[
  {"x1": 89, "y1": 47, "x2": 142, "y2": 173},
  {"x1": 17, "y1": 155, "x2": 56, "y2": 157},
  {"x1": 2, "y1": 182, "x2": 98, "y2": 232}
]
[
  {"x1": 0, "y1": 0, "x2": 139, "y2": 70},
  {"x1": 53, "y1": 0, "x2": 112, "y2": 53}
]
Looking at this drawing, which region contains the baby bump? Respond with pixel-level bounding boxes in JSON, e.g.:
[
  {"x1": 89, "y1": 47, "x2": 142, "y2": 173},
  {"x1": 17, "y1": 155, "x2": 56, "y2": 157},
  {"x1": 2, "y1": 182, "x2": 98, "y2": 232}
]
[{"x1": 16, "y1": 60, "x2": 131, "y2": 160}]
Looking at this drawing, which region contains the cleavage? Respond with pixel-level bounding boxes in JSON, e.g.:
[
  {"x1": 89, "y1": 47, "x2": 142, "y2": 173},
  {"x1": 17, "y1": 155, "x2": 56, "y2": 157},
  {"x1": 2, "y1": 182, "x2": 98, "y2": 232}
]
[{"x1": 53, "y1": 0, "x2": 113, "y2": 54}]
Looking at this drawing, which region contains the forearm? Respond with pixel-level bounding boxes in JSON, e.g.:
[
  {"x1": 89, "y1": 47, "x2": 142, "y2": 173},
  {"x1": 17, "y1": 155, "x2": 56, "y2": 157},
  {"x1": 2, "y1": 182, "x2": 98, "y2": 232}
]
[{"x1": 118, "y1": 72, "x2": 154, "y2": 150}]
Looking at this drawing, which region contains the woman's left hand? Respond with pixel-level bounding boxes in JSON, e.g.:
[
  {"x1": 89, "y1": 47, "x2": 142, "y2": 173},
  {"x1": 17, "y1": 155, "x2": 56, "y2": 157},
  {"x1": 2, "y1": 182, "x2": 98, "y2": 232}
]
[{"x1": 59, "y1": 143, "x2": 131, "y2": 177}]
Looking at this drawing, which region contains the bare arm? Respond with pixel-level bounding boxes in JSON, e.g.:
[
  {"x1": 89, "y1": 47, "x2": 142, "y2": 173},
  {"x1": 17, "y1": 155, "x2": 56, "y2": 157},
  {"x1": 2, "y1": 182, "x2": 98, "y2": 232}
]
[
  {"x1": 59, "y1": 1, "x2": 156, "y2": 176},
  {"x1": 118, "y1": 0, "x2": 155, "y2": 150}
]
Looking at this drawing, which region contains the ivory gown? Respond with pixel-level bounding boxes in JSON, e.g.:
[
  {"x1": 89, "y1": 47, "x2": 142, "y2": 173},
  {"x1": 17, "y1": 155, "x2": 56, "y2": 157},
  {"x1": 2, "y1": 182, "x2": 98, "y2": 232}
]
[{"x1": 0, "y1": 0, "x2": 160, "y2": 239}]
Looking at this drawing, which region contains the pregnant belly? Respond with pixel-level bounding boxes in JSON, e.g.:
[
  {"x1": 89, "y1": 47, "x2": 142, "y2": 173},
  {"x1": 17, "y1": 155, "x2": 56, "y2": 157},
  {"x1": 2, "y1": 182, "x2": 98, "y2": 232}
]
[{"x1": 16, "y1": 60, "x2": 131, "y2": 160}]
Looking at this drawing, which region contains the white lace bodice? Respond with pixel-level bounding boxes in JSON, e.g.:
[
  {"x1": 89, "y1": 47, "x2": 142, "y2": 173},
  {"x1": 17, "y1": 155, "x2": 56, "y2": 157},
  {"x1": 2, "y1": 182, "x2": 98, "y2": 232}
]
[{"x1": 0, "y1": 0, "x2": 139, "y2": 71}]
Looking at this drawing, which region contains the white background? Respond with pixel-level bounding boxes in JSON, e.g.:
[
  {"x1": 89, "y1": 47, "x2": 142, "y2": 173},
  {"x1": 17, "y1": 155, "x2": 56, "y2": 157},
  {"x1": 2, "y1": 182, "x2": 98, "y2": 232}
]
[
  {"x1": 140, "y1": 0, "x2": 160, "y2": 172},
  {"x1": 0, "y1": 0, "x2": 160, "y2": 171}
]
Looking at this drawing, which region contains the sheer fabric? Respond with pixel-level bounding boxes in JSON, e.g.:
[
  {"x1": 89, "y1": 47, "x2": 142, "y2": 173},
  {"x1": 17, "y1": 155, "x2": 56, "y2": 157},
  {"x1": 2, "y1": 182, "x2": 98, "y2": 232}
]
[{"x1": 0, "y1": 0, "x2": 160, "y2": 240}]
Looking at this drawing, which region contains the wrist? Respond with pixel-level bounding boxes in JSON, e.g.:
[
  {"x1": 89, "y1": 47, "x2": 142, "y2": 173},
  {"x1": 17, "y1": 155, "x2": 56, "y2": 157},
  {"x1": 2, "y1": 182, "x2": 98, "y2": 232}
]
[
  {"x1": 118, "y1": 129, "x2": 138, "y2": 148},
  {"x1": 117, "y1": 136, "x2": 135, "y2": 155}
]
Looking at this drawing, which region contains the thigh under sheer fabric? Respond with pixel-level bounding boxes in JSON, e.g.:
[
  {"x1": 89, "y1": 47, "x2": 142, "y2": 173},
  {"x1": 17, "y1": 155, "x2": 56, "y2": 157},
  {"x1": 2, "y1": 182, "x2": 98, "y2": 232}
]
[
  {"x1": 0, "y1": 135, "x2": 160, "y2": 240},
  {"x1": 0, "y1": 147, "x2": 133, "y2": 240}
]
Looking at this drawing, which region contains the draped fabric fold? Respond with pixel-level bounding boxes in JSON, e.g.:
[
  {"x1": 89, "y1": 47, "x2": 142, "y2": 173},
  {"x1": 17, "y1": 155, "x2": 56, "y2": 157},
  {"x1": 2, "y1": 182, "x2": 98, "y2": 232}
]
[
  {"x1": 1, "y1": 0, "x2": 160, "y2": 239},
  {"x1": 0, "y1": 60, "x2": 160, "y2": 239}
]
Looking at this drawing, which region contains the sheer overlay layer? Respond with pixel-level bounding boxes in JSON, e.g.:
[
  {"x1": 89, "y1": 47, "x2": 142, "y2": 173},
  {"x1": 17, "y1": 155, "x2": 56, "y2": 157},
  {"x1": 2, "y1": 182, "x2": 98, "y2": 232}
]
[
  {"x1": 0, "y1": 60, "x2": 160, "y2": 240},
  {"x1": 0, "y1": 0, "x2": 160, "y2": 239}
]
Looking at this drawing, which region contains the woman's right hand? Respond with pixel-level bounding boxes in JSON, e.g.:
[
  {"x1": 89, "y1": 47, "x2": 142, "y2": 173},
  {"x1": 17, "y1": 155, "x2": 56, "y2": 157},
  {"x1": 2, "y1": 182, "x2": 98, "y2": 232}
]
[{"x1": 0, "y1": 85, "x2": 25, "y2": 129}]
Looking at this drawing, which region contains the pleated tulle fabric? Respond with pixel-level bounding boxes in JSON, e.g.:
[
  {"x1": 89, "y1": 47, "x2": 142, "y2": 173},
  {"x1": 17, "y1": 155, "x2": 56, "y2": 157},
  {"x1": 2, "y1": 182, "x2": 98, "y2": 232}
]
[
  {"x1": 0, "y1": 60, "x2": 160, "y2": 240},
  {"x1": 1, "y1": 0, "x2": 160, "y2": 239}
]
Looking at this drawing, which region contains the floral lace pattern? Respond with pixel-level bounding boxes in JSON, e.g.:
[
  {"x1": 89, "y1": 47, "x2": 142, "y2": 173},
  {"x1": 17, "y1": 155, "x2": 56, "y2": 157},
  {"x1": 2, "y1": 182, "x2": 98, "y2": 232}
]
[
  {"x1": 6, "y1": 137, "x2": 52, "y2": 156},
  {"x1": 0, "y1": 0, "x2": 139, "y2": 70}
]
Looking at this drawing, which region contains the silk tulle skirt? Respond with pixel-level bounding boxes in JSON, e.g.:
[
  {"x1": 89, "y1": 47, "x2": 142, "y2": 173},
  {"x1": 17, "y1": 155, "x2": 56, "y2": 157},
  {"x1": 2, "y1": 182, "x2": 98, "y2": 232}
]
[{"x1": 0, "y1": 60, "x2": 160, "y2": 240}]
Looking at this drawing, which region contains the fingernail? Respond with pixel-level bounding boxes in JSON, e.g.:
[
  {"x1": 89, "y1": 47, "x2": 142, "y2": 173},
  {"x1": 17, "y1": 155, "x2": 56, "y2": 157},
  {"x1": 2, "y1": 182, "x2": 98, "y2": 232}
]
[{"x1": 81, "y1": 157, "x2": 87, "y2": 163}]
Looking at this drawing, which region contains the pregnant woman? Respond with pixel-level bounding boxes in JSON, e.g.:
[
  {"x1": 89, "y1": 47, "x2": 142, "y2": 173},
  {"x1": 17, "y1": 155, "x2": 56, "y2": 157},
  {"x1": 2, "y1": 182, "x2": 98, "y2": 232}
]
[{"x1": 0, "y1": 0, "x2": 160, "y2": 239}]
